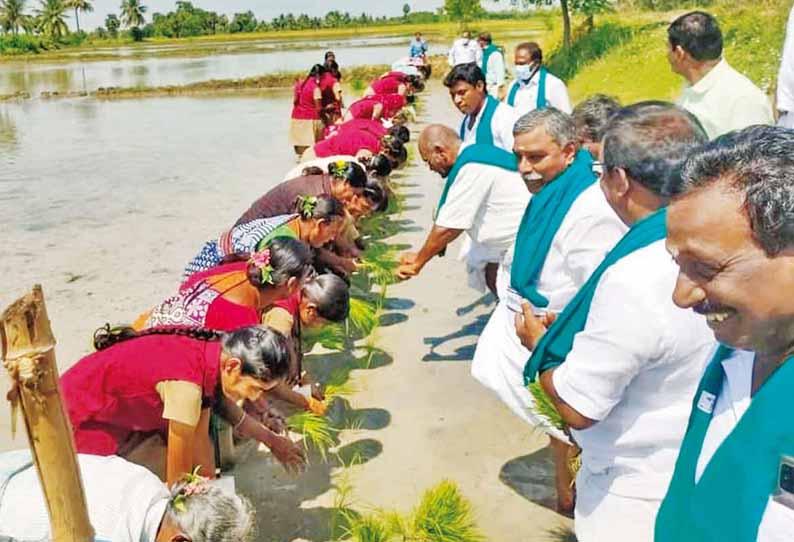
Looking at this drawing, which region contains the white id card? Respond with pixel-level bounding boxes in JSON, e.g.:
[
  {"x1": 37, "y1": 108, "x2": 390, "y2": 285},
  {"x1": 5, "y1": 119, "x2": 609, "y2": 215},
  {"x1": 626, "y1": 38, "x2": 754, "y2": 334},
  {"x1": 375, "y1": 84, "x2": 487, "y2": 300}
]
[{"x1": 505, "y1": 287, "x2": 547, "y2": 317}]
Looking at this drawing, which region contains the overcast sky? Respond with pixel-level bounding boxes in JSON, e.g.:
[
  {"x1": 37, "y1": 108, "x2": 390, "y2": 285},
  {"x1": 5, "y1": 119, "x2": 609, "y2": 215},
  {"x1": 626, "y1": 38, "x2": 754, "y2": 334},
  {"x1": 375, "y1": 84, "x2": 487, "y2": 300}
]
[{"x1": 75, "y1": 0, "x2": 447, "y2": 31}]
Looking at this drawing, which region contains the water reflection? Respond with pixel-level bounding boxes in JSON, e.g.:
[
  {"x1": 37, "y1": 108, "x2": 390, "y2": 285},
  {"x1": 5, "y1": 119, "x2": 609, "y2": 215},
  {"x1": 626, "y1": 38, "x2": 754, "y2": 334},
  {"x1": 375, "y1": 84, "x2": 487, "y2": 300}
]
[
  {"x1": 0, "y1": 37, "x2": 431, "y2": 96},
  {"x1": 0, "y1": 108, "x2": 18, "y2": 151}
]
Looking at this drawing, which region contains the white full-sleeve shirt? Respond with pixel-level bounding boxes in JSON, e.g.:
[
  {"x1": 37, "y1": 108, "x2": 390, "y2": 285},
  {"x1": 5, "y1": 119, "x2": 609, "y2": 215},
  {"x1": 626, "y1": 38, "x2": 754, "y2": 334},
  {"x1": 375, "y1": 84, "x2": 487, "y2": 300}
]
[
  {"x1": 459, "y1": 99, "x2": 518, "y2": 153},
  {"x1": 553, "y1": 239, "x2": 715, "y2": 500},
  {"x1": 693, "y1": 349, "x2": 794, "y2": 542},
  {"x1": 484, "y1": 49, "x2": 506, "y2": 92},
  {"x1": 677, "y1": 58, "x2": 774, "y2": 139},
  {"x1": 434, "y1": 161, "x2": 529, "y2": 251},
  {"x1": 448, "y1": 38, "x2": 482, "y2": 66},
  {"x1": 777, "y1": 4, "x2": 794, "y2": 115},
  {"x1": 505, "y1": 70, "x2": 572, "y2": 116},
  {"x1": 0, "y1": 453, "x2": 169, "y2": 542}
]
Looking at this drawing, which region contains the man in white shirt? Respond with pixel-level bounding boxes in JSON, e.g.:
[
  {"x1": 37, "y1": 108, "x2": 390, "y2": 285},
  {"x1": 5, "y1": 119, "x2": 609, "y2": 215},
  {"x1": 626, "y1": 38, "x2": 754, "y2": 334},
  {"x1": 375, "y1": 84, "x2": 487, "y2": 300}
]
[
  {"x1": 776, "y1": 4, "x2": 794, "y2": 128},
  {"x1": 505, "y1": 42, "x2": 572, "y2": 116},
  {"x1": 471, "y1": 108, "x2": 627, "y2": 514},
  {"x1": 477, "y1": 32, "x2": 506, "y2": 99},
  {"x1": 516, "y1": 102, "x2": 713, "y2": 542},
  {"x1": 448, "y1": 30, "x2": 481, "y2": 67},
  {"x1": 396, "y1": 124, "x2": 529, "y2": 295},
  {"x1": 0, "y1": 451, "x2": 254, "y2": 542},
  {"x1": 657, "y1": 125, "x2": 794, "y2": 542},
  {"x1": 444, "y1": 62, "x2": 517, "y2": 151},
  {"x1": 668, "y1": 11, "x2": 773, "y2": 139}
]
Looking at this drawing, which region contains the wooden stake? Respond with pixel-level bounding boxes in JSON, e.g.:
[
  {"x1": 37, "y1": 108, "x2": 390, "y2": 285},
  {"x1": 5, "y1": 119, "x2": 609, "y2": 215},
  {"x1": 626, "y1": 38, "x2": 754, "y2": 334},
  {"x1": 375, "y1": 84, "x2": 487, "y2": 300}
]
[{"x1": 0, "y1": 285, "x2": 94, "y2": 542}]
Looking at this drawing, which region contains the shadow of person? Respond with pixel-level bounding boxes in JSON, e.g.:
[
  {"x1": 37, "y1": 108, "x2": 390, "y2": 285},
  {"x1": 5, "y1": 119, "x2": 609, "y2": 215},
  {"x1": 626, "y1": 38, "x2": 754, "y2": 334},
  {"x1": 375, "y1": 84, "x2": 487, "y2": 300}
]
[
  {"x1": 421, "y1": 313, "x2": 490, "y2": 363},
  {"x1": 328, "y1": 398, "x2": 391, "y2": 431},
  {"x1": 303, "y1": 348, "x2": 394, "y2": 386},
  {"x1": 499, "y1": 446, "x2": 559, "y2": 513}
]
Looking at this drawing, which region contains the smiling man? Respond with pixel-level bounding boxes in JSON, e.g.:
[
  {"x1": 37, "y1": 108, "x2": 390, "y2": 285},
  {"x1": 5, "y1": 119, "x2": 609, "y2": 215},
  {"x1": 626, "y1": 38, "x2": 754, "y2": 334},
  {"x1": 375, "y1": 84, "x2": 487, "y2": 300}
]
[
  {"x1": 471, "y1": 107, "x2": 626, "y2": 513},
  {"x1": 518, "y1": 102, "x2": 713, "y2": 541},
  {"x1": 656, "y1": 125, "x2": 794, "y2": 542},
  {"x1": 396, "y1": 124, "x2": 528, "y2": 294},
  {"x1": 444, "y1": 62, "x2": 518, "y2": 152}
]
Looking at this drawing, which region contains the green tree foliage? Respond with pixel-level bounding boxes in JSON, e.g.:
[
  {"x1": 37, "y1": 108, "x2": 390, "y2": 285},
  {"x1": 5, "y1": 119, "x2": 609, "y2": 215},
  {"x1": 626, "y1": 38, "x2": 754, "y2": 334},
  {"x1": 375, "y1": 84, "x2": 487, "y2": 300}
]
[
  {"x1": 147, "y1": 1, "x2": 226, "y2": 37},
  {"x1": 402, "y1": 2, "x2": 410, "y2": 19},
  {"x1": 104, "y1": 12, "x2": 119, "y2": 37},
  {"x1": 228, "y1": 10, "x2": 256, "y2": 33},
  {"x1": 444, "y1": 0, "x2": 483, "y2": 24},
  {"x1": 1, "y1": 0, "x2": 29, "y2": 34},
  {"x1": 35, "y1": 0, "x2": 68, "y2": 39},
  {"x1": 64, "y1": 0, "x2": 90, "y2": 33},
  {"x1": 119, "y1": 0, "x2": 145, "y2": 29}
]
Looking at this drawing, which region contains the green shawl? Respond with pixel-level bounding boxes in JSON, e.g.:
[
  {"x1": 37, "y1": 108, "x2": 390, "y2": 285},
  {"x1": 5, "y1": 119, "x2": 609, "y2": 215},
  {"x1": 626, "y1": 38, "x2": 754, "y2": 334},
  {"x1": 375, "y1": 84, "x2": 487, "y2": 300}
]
[
  {"x1": 523, "y1": 208, "x2": 667, "y2": 384},
  {"x1": 507, "y1": 66, "x2": 547, "y2": 110},
  {"x1": 481, "y1": 44, "x2": 499, "y2": 74},
  {"x1": 655, "y1": 345, "x2": 794, "y2": 542},
  {"x1": 459, "y1": 94, "x2": 499, "y2": 147},
  {"x1": 509, "y1": 149, "x2": 596, "y2": 308},
  {"x1": 436, "y1": 144, "x2": 518, "y2": 212}
]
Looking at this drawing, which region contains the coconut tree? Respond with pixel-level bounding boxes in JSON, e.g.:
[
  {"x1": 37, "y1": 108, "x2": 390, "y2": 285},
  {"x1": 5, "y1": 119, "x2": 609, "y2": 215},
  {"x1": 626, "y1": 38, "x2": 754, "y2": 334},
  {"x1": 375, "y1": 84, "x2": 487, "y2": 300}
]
[
  {"x1": 119, "y1": 0, "x2": 145, "y2": 29},
  {"x1": 1, "y1": 0, "x2": 29, "y2": 35},
  {"x1": 64, "y1": 0, "x2": 91, "y2": 33},
  {"x1": 35, "y1": 0, "x2": 68, "y2": 39}
]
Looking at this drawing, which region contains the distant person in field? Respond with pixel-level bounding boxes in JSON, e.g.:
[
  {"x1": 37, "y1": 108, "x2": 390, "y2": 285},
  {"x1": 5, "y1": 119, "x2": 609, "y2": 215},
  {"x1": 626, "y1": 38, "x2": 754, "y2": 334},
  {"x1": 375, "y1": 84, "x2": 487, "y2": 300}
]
[
  {"x1": 505, "y1": 42, "x2": 571, "y2": 116},
  {"x1": 478, "y1": 32, "x2": 506, "y2": 99},
  {"x1": 572, "y1": 94, "x2": 621, "y2": 158},
  {"x1": 776, "y1": 3, "x2": 794, "y2": 128},
  {"x1": 320, "y1": 60, "x2": 343, "y2": 120},
  {"x1": 445, "y1": 63, "x2": 517, "y2": 152},
  {"x1": 409, "y1": 31, "x2": 428, "y2": 62},
  {"x1": 289, "y1": 64, "x2": 325, "y2": 158},
  {"x1": 448, "y1": 29, "x2": 481, "y2": 66},
  {"x1": 668, "y1": 11, "x2": 773, "y2": 138}
]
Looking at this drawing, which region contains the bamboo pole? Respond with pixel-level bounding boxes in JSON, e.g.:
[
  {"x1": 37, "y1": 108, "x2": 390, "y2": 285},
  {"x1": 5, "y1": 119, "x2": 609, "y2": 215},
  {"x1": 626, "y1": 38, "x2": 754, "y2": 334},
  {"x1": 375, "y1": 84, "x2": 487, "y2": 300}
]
[{"x1": 0, "y1": 285, "x2": 94, "y2": 542}]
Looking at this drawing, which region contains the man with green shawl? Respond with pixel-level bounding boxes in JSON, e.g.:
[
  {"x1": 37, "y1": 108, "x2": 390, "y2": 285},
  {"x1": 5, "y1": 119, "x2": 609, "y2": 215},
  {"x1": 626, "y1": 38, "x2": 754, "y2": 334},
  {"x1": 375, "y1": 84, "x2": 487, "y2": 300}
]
[
  {"x1": 516, "y1": 102, "x2": 713, "y2": 541},
  {"x1": 396, "y1": 124, "x2": 528, "y2": 295},
  {"x1": 477, "y1": 32, "x2": 506, "y2": 100},
  {"x1": 505, "y1": 42, "x2": 571, "y2": 117},
  {"x1": 470, "y1": 107, "x2": 626, "y2": 514},
  {"x1": 653, "y1": 126, "x2": 794, "y2": 541}
]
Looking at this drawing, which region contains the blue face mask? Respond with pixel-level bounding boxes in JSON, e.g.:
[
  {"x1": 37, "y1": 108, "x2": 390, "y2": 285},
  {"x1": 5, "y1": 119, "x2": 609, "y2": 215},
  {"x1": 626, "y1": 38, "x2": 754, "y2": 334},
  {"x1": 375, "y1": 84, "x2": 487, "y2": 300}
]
[{"x1": 514, "y1": 64, "x2": 532, "y2": 81}]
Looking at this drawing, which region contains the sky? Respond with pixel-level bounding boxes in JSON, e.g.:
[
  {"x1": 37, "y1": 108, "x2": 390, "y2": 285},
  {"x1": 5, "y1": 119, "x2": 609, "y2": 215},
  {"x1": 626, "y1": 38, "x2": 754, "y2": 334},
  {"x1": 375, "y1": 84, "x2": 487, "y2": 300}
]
[{"x1": 76, "y1": 0, "x2": 447, "y2": 31}]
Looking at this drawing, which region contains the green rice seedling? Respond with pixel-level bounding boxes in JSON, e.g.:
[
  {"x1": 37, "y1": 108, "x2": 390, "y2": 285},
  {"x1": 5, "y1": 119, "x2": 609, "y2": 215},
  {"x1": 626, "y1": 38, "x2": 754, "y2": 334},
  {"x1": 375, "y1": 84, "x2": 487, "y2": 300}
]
[
  {"x1": 348, "y1": 297, "x2": 379, "y2": 337},
  {"x1": 287, "y1": 411, "x2": 338, "y2": 461},
  {"x1": 528, "y1": 380, "x2": 566, "y2": 432},
  {"x1": 358, "y1": 243, "x2": 399, "y2": 289},
  {"x1": 341, "y1": 512, "x2": 395, "y2": 542},
  {"x1": 302, "y1": 323, "x2": 347, "y2": 351},
  {"x1": 411, "y1": 480, "x2": 485, "y2": 542}
]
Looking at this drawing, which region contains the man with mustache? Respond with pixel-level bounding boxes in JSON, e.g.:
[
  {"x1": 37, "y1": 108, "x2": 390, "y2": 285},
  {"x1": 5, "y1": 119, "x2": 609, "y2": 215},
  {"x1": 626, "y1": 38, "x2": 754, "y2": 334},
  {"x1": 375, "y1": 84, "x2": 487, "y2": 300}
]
[
  {"x1": 471, "y1": 107, "x2": 626, "y2": 514},
  {"x1": 444, "y1": 62, "x2": 518, "y2": 152},
  {"x1": 396, "y1": 124, "x2": 529, "y2": 295},
  {"x1": 655, "y1": 125, "x2": 794, "y2": 541},
  {"x1": 517, "y1": 102, "x2": 713, "y2": 541}
]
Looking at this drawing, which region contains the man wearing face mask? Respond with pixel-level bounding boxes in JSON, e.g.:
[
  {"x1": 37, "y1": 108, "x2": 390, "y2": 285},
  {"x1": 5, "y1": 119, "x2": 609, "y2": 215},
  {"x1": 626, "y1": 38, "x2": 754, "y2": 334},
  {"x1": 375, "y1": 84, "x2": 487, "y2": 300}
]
[
  {"x1": 505, "y1": 42, "x2": 572, "y2": 116},
  {"x1": 656, "y1": 125, "x2": 794, "y2": 542},
  {"x1": 448, "y1": 30, "x2": 482, "y2": 67},
  {"x1": 396, "y1": 124, "x2": 529, "y2": 295},
  {"x1": 471, "y1": 108, "x2": 626, "y2": 514},
  {"x1": 444, "y1": 62, "x2": 518, "y2": 152}
]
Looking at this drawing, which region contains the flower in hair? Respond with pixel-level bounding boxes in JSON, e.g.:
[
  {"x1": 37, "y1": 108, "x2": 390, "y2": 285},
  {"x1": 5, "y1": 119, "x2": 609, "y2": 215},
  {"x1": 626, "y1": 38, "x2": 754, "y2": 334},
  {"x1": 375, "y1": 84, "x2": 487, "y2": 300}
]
[
  {"x1": 330, "y1": 159, "x2": 348, "y2": 179},
  {"x1": 172, "y1": 466, "x2": 210, "y2": 513},
  {"x1": 297, "y1": 195, "x2": 318, "y2": 219},
  {"x1": 249, "y1": 249, "x2": 274, "y2": 285},
  {"x1": 335, "y1": 159, "x2": 347, "y2": 170}
]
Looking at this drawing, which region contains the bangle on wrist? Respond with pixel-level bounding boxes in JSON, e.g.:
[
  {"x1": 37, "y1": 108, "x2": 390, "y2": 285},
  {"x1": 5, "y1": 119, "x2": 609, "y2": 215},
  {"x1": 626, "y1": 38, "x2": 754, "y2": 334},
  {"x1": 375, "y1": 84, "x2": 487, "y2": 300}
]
[{"x1": 233, "y1": 411, "x2": 247, "y2": 431}]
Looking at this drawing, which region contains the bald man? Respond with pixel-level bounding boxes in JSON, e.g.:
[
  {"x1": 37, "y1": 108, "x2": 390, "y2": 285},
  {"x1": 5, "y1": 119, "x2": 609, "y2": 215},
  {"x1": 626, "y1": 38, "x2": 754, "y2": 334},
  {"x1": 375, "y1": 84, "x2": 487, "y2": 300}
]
[{"x1": 398, "y1": 124, "x2": 529, "y2": 295}]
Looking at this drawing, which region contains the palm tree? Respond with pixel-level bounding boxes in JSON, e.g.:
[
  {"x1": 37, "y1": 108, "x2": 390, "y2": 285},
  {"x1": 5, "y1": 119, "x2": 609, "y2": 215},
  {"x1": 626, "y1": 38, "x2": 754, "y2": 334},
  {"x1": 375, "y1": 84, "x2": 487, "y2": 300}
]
[
  {"x1": 119, "y1": 0, "x2": 145, "y2": 29},
  {"x1": 35, "y1": 0, "x2": 68, "y2": 39},
  {"x1": 64, "y1": 0, "x2": 91, "y2": 33},
  {"x1": 1, "y1": 0, "x2": 28, "y2": 35}
]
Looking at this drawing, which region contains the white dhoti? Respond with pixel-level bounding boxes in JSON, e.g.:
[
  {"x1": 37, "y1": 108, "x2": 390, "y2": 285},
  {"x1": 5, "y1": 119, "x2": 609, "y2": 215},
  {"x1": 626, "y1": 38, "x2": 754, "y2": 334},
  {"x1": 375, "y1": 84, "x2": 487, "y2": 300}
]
[
  {"x1": 574, "y1": 467, "x2": 661, "y2": 542},
  {"x1": 457, "y1": 235, "x2": 506, "y2": 292},
  {"x1": 471, "y1": 299, "x2": 569, "y2": 443}
]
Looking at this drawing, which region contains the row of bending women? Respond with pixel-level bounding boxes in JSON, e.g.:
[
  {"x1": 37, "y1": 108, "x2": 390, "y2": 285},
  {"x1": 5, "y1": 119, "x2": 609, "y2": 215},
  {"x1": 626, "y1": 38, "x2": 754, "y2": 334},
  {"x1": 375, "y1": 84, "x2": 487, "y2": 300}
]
[
  {"x1": 290, "y1": 61, "x2": 423, "y2": 168},
  {"x1": 32, "y1": 158, "x2": 396, "y2": 541}
]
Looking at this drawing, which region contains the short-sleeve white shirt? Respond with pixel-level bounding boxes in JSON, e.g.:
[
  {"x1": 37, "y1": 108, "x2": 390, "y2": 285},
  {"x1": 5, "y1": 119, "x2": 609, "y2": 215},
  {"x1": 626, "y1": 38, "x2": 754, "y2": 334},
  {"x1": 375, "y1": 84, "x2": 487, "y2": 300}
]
[
  {"x1": 552, "y1": 239, "x2": 715, "y2": 499},
  {"x1": 448, "y1": 38, "x2": 482, "y2": 66},
  {"x1": 484, "y1": 49, "x2": 506, "y2": 90},
  {"x1": 435, "y1": 161, "x2": 529, "y2": 250},
  {"x1": 694, "y1": 348, "x2": 794, "y2": 542},
  {"x1": 460, "y1": 100, "x2": 518, "y2": 153},
  {"x1": 678, "y1": 59, "x2": 774, "y2": 139},
  {"x1": 506, "y1": 70, "x2": 572, "y2": 116}
]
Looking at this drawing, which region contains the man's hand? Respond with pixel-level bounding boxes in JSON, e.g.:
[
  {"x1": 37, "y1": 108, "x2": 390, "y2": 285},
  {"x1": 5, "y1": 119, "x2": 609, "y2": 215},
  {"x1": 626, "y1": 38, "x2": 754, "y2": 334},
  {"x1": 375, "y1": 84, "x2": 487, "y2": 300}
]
[
  {"x1": 514, "y1": 302, "x2": 557, "y2": 350},
  {"x1": 397, "y1": 251, "x2": 421, "y2": 280},
  {"x1": 268, "y1": 434, "x2": 307, "y2": 475}
]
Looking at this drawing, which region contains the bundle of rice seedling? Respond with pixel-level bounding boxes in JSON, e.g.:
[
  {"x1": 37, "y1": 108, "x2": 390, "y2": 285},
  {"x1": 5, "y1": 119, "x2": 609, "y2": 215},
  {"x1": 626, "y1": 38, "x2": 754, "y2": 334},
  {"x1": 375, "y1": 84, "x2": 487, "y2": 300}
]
[
  {"x1": 303, "y1": 323, "x2": 347, "y2": 351},
  {"x1": 348, "y1": 297, "x2": 379, "y2": 337},
  {"x1": 411, "y1": 480, "x2": 485, "y2": 542},
  {"x1": 287, "y1": 411, "x2": 337, "y2": 461},
  {"x1": 528, "y1": 380, "x2": 566, "y2": 431}
]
